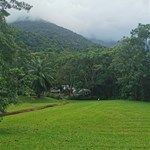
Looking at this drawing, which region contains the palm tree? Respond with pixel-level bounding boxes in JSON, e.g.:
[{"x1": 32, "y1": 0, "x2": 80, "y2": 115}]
[{"x1": 28, "y1": 56, "x2": 54, "y2": 98}]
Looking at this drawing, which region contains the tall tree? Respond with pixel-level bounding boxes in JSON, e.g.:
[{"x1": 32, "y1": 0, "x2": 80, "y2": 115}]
[
  {"x1": 28, "y1": 56, "x2": 54, "y2": 98},
  {"x1": 111, "y1": 24, "x2": 150, "y2": 100},
  {"x1": 0, "y1": 0, "x2": 32, "y2": 120}
]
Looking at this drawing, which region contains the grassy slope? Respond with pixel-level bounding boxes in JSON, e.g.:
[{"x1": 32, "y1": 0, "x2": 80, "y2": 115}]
[
  {"x1": 0, "y1": 98, "x2": 150, "y2": 150},
  {"x1": 6, "y1": 97, "x2": 62, "y2": 112}
]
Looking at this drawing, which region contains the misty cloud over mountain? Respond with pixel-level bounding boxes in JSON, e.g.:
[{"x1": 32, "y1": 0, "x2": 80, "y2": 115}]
[{"x1": 7, "y1": 0, "x2": 150, "y2": 40}]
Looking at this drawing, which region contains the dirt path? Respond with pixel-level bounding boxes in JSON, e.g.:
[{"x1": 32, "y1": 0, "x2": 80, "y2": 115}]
[{"x1": 0, "y1": 103, "x2": 67, "y2": 117}]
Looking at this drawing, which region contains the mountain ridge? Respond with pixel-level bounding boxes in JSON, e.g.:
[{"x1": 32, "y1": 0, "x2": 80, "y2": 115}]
[
  {"x1": 11, "y1": 20, "x2": 95, "y2": 51},
  {"x1": 89, "y1": 38, "x2": 118, "y2": 48}
]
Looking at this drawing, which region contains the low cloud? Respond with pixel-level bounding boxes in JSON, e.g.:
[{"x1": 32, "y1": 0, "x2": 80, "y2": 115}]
[{"x1": 7, "y1": 0, "x2": 150, "y2": 40}]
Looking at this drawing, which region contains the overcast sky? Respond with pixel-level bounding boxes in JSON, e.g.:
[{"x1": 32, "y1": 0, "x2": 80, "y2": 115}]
[{"x1": 7, "y1": 0, "x2": 150, "y2": 40}]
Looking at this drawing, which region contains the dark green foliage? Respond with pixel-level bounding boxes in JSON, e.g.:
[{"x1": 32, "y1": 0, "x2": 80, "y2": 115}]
[
  {"x1": 0, "y1": 21, "x2": 19, "y2": 117},
  {"x1": 0, "y1": 0, "x2": 32, "y2": 120},
  {"x1": 0, "y1": 0, "x2": 32, "y2": 12},
  {"x1": 28, "y1": 56, "x2": 54, "y2": 98},
  {"x1": 52, "y1": 49, "x2": 116, "y2": 99},
  {"x1": 11, "y1": 20, "x2": 95, "y2": 51},
  {"x1": 111, "y1": 24, "x2": 150, "y2": 100}
]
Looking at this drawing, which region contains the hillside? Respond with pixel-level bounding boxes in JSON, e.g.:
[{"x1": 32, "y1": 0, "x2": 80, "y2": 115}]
[
  {"x1": 89, "y1": 38, "x2": 118, "y2": 47},
  {"x1": 11, "y1": 20, "x2": 94, "y2": 51}
]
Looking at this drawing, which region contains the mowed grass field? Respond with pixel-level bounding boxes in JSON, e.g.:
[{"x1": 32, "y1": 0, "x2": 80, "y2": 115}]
[{"x1": 0, "y1": 97, "x2": 150, "y2": 150}]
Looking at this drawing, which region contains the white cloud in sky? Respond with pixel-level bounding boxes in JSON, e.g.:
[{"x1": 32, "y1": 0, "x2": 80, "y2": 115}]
[{"x1": 7, "y1": 0, "x2": 150, "y2": 40}]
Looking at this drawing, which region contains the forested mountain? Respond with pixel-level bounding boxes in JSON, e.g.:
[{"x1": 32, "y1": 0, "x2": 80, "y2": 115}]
[
  {"x1": 89, "y1": 38, "x2": 118, "y2": 47},
  {"x1": 11, "y1": 20, "x2": 94, "y2": 51}
]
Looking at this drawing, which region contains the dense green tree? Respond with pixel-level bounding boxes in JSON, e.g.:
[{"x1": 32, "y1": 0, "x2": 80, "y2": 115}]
[
  {"x1": 130, "y1": 23, "x2": 150, "y2": 51},
  {"x1": 52, "y1": 49, "x2": 114, "y2": 98},
  {"x1": 0, "y1": 0, "x2": 32, "y2": 120},
  {"x1": 111, "y1": 24, "x2": 150, "y2": 100},
  {"x1": 28, "y1": 56, "x2": 54, "y2": 98}
]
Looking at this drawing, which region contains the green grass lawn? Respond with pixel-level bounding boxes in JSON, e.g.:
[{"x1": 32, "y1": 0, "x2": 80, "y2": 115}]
[{"x1": 0, "y1": 97, "x2": 150, "y2": 150}]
